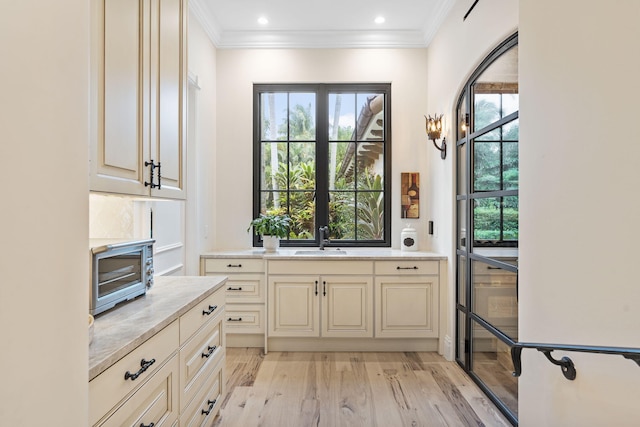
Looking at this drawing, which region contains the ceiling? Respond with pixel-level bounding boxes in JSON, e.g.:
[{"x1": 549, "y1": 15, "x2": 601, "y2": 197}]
[{"x1": 190, "y1": 0, "x2": 455, "y2": 49}]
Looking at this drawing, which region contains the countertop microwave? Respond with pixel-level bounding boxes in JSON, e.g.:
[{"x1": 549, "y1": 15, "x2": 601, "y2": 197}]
[{"x1": 90, "y1": 238, "x2": 155, "y2": 316}]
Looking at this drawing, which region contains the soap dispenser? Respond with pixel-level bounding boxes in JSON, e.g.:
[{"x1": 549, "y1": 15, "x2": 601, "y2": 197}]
[{"x1": 401, "y1": 224, "x2": 418, "y2": 251}]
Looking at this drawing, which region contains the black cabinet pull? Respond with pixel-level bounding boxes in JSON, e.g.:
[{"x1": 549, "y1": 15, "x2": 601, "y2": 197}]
[
  {"x1": 323, "y1": 281, "x2": 326, "y2": 297},
  {"x1": 124, "y1": 358, "x2": 155, "y2": 381},
  {"x1": 396, "y1": 266, "x2": 418, "y2": 270},
  {"x1": 202, "y1": 345, "x2": 217, "y2": 358},
  {"x1": 315, "y1": 280, "x2": 318, "y2": 296},
  {"x1": 227, "y1": 264, "x2": 242, "y2": 268},
  {"x1": 227, "y1": 317, "x2": 243, "y2": 322},
  {"x1": 203, "y1": 305, "x2": 218, "y2": 315},
  {"x1": 156, "y1": 161, "x2": 161, "y2": 190},
  {"x1": 140, "y1": 423, "x2": 155, "y2": 427},
  {"x1": 227, "y1": 287, "x2": 243, "y2": 291},
  {"x1": 202, "y1": 398, "x2": 217, "y2": 415}
]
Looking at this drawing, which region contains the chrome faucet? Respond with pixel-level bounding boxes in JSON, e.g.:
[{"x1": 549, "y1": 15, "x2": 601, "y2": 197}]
[{"x1": 319, "y1": 226, "x2": 330, "y2": 250}]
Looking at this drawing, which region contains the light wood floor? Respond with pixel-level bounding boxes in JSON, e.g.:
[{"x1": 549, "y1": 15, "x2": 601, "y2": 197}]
[{"x1": 211, "y1": 348, "x2": 512, "y2": 427}]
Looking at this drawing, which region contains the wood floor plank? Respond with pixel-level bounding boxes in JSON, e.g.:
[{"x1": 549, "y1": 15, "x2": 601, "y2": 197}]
[{"x1": 211, "y1": 348, "x2": 512, "y2": 427}]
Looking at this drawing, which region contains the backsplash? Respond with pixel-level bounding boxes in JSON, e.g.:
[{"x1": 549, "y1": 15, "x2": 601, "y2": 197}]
[{"x1": 89, "y1": 193, "x2": 135, "y2": 239}]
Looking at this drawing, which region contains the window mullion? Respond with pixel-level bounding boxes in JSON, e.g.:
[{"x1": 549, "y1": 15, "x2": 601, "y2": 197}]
[{"x1": 315, "y1": 86, "x2": 329, "y2": 242}]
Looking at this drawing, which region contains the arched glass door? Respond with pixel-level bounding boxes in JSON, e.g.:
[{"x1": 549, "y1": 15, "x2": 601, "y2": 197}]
[{"x1": 456, "y1": 33, "x2": 519, "y2": 425}]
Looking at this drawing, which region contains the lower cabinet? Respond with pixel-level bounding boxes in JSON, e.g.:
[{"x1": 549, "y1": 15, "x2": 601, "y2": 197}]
[
  {"x1": 268, "y1": 274, "x2": 373, "y2": 338},
  {"x1": 90, "y1": 286, "x2": 225, "y2": 427}
]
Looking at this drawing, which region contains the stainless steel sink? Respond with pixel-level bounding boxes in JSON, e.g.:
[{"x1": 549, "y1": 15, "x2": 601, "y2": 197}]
[{"x1": 294, "y1": 249, "x2": 348, "y2": 255}]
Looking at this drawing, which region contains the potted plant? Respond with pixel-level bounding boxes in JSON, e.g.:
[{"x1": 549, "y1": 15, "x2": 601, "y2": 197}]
[{"x1": 248, "y1": 212, "x2": 291, "y2": 252}]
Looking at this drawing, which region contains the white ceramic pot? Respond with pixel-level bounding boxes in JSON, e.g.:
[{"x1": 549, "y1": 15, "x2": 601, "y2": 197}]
[{"x1": 262, "y1": 235, "x2": 280, "y2": 252}]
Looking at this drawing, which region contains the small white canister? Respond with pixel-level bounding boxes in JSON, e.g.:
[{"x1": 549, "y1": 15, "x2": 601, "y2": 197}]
[{"x1": 401, "y1": 225, "x2": 418, "y2": 251}]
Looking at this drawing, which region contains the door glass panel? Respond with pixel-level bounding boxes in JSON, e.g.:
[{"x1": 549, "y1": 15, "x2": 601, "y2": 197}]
[
  {"x1": 473, "y1": 197, "x2": 519, "y2": 244},
  {"x1": 472, "y1": 321, "x2": 519, "y2": 416},
  {"x1": 457, "y1": 142, "x2": 467, "y2": 194},
  {"x1": 472, "y1": 260, "x2": 518, "y2": 340},
  {"x1": 457, "y1": 199, "x2": 467, "y2": 250},
  {"x1": 457, "y1": 310, "x2": 467, "y2": 365},
  {"x1": 457, "y1": 95, "x2": 467, "y2": 140},
  {"x1": 457, "y1": 255, "x2": 467, "y2": 305}
]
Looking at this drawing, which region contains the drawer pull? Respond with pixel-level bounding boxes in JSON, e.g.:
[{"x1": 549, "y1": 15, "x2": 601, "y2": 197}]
[
  {"x1": 227, "y1": 263, "x2": 242, "y2": 268},
  {"x1": 396, "y1": 266, "x2": 418, "y2": 270},
  {"x1": 227, "y1": 317, "x2": 243, "y2": 322},
  {"x1": 323, "y1": 281, "x2": 327, "y2": 297},
  {"x1": 202, "y1": 398, "x2": 218, "y2": 415},
  {"x1": 124, "y1": 358, "x2": 155, "y2": 381},
  {"x1": 202, "y1": 305, "x2": 218, "y2": 316},
  {"x1": 140, "y1": 423, "x2": 155, "y2": 427},
  {"x1": 202, "y1": 345, "x2": 218, "y2": 358},
  {"x1": 315, "y1": 280, "x2": 318, "y2": 296},
  {"x1": 227, "y1": 287, "x2": 243, "y2": 291}
]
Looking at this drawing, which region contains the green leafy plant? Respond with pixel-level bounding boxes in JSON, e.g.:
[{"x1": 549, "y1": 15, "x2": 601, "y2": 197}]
[{"x1": 247, "y1": 212, "x2": 291, "y2": 239}]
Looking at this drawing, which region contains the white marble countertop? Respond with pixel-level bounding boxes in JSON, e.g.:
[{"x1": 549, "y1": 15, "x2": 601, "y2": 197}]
[
  {"x1": 89, "y1": 275, "x2": 227, "y2": 381},
  {"x1": 201, "y1": 248, "x2": 446, "y2": 260}
]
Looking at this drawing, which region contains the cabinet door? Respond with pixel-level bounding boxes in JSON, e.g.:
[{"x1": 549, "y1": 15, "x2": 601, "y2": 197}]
[
  {"x1": 268, "y1": 276, "x2": 319, "y2": 337},
  {"x1": 90, "y1": 0, "x2": 149, "y2": 196},
  {"x1": 321, "y1": 276, "x2": 373, "y2": 338},
  {"x1": 149, "y1": 0, "x2": 186, "y2": 199},
  {"x1": 375, "y1": 276, "x2": 439, "y2": 338}
]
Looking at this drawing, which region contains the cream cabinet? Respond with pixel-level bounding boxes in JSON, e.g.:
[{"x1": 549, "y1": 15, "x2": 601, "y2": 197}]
[
  {"x1": 267, "y1": 260, "x2": 374, "y2": 338},
  {"x1": 90, "y1": 283, "x2": 225, "y2": 427},
  {"x1": 90, "y1": 0, "x2": 187, "y2": 199},
  {"x1": 374, "y1": 260, "x2": 439, "y2": 338},
  {"x1": 200, "y1": 257, "x2": 266, "y2": 345}
]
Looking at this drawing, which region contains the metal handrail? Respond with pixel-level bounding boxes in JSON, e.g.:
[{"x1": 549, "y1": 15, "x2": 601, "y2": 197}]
[{"x1": 511, "y1": 342, "x2": 640, "y2": 380}]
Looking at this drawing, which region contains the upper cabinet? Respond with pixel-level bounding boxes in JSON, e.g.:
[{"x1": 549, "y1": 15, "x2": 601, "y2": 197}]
[{"x1": 90, "y1": 0, "x2": 187, "y2": 199}]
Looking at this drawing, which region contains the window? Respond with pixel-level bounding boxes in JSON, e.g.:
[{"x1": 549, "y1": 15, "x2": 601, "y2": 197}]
[{"x1": 253, "y1": 84, "x2": 391, "y2": 247}]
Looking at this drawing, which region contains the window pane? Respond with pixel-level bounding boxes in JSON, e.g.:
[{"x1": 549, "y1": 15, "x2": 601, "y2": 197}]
[
  {"x1": 260, "y1": 142, "x2": 287, "y2": 190},
  {"x1": 503, "y1": 196, "x2": 518, "y2": 240},
  {"x1": 457, "y1": 95, "x2": 467, "y2": 140},
  {"x1": 457, "y1": 142, "x2": 467, "y2": 194},
  {"x1": 330, "y1": 142, "x2": 354, "y2": 190},
  {"x1": 474, "y1": 142, "x2": 501, "y2": 192},
  {"x1": 260, "y1": 93, "x2": 287, "y2": 141},
  {"x1": 328, "y1": 93, "x2": 355, "y2": 141},
  {"x1": 260, "y1": 191, "x2": 285, "y2": 215},
  {"x1": 329, "y1": 191, "x2": 355, "y2": 239},
  {"x1": 356, "y1": 143, "x2": 384, "y2": 190},
  {"x1": 503, "y1": 118, "x2": 519, "y2": 141},
  {"x1": 475, "y1": 128, "x2": 501, "y2": 141},
  {"x1": 503, "y1": 142, "x2": 518, "y2": 190},
  {"x1": 289, "y1": 191, "x2": 315, "y2": 240},
  {"x1": 289, "y1": 143, "x2": 316, "y2": 190},
  {"x1": 356, "y1": 93, "x2": 384, "y2": 141},
  {"x1": 471, "y1": 323, "x2": 519, "y2": 416},
  {"x1": 473, "y1": 197, "x2": 501, "y2": 241},
  {"x1": 473, "y1": 94, "x2": 501, "y2": 131},
  {"x1": 357, "y1": 191, "x2": 384, "y2": 240},
  {"x1": 289, "y1": 93, "x2": 315, "y2": 141},
  {"x1": 502, "y1": 94, "x2": 519, "y2": 117}
]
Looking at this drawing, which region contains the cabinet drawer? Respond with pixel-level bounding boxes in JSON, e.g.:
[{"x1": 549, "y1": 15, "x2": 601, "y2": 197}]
[
  {"x1": 202, "y1": 258, "x2": 264, "y2": 274},
  {"x1": 268, "y1": 260, "x2": 373, "y2": 275},
  {"x1": 225, "y1": 304, "x2": 265, "y2": 334},
  {"x1": 95, "y1": 354, "x2": 179, "y2": 427},
  {"x1": 223, "y1": 274, "x2": 264, "y2": 303},
  {"x1": 374, "y1": 260, "x2": 439, "y2": 275},
  {"x1": 179, "y1": 288, "x2": 225, "y2": 345},
  {"x1": 89, "y1": 321, "x2": 179, "y2": 426},
  {"x1": 180, "y1": 313, "x2": 224, "y2": 412},
  {"x1": 180, "y1": 359, "x2": 223, "y2": 427}
]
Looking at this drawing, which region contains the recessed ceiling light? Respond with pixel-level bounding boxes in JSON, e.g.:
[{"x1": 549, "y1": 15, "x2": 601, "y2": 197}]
[
  {"x1": 258, "y1": 16, "x2": 269, "y2": 25},
  {"x1": 374, "y1": 16, "x2": 385, "y2": 24}
]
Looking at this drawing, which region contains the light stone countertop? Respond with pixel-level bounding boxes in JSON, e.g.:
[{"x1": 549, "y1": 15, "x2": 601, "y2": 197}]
[
  {"x1": 89, "y1": 275, "x2": 227, "y2": 381},
  {"x1": 201, "y1": 248, "x2": 446, "y2": 260}
]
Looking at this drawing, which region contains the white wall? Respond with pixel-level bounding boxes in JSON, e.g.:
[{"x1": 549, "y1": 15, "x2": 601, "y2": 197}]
[
  {"x1": 188, "y1": 13, "x2": 218, "y2": 266},
  {"x1": 214, "y1": 48, "x2": 429, "y2": 249},
  {"x1": 0, "y1": 1, "x2": 89, "y2": 424},
  {"x1": 519, "y1": 1, "x2": 640, "y2": 425},
  {"x1": 424, "y1": 0, "x2": 518, "y2": 359}
]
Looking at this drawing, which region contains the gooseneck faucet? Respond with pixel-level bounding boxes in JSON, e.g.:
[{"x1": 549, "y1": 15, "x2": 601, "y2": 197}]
[{"x1": 319, "y1": 226, "x2": 330, "y2": 250}]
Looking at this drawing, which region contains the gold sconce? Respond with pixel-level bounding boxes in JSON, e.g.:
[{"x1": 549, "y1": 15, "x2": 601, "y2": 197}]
[{"x1": 424, "y1": 114, "x2": 446, "y2": 159}]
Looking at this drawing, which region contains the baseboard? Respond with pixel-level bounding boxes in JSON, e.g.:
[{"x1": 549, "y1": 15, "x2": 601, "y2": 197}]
[
  {"x1": 443, "y1": 335, "x2": 453, "y2": 361},
  {"x1": 267, "y1": 337, "x2": 439, "y2": 352}
]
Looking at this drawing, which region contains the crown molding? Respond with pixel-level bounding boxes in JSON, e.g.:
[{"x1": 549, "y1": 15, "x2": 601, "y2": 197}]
[
  {"x1": 216, "y1": 30, "x2": 428, "y2": 49},
  {"x1": 422, "y1": 0, "x2": 456, "y2": 46},
  {"x1": 189, "y1": 0, "x2": 222, "y2": 46}
]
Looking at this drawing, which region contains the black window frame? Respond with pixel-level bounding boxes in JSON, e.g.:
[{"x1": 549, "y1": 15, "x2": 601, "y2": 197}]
[{"x1": 252, "y1": 83, "x2": 392, "y2": 248}]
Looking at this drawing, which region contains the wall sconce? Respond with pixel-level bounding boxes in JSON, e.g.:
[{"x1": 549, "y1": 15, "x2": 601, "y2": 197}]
[{"x1": 424, "y1": 114, "x2": 446, "y2": 159}]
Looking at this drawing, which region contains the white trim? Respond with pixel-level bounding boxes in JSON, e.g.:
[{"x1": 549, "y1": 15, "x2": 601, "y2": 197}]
[
  {"x1": 155, "y1": 242, "x2": 184, "y2": 254},
  {"x1": 189, "y1": 0, "x2": 221, "y2": 46},
  {"x1": 155, "y1": 264, "x2": 184, "y2": 276},
  {"x1": 422, "y1": 0, "x2": 456, "y2": 46}
]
